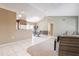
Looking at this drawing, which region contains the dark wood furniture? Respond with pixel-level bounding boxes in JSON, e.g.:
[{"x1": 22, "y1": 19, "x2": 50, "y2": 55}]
[{"x1": 58, "y1": 36, "x2": 79, "y2": 56}]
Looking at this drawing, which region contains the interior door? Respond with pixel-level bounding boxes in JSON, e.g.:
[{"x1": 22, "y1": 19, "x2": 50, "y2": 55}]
[{"x1": 48, "y1": 23, "x2": 53, "y2": 37}]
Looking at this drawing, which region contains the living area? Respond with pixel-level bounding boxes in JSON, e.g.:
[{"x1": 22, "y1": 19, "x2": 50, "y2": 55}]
[{"x1": 0, "y1": 3, "x2": 79, "y2": 56}]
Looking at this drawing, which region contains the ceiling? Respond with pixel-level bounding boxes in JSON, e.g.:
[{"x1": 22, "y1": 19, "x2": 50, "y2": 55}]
[
  {"x1": 0, "y1": 3, "x2": 79, "y2": 16},
  {"x1": 0, "y1": 3, "x2": 79, "y2": 22}
]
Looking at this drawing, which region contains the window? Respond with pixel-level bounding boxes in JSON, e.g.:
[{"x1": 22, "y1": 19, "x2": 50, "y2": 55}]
[{"x1": 16, "y1": 22, "x2": 33, "y2": 30}]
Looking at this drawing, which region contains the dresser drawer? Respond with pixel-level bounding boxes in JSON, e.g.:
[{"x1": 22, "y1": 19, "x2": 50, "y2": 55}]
[
  {"x1": 59, "y1": 50, "x2": 79, "y2": 56},
  {"x1": 60, "y1": 38, "x2": 79, "y2": 43},
  {"x1": 60, "y1": 42, "x2": 79, "y2": 47},
  {"x1": 58, "y1": 36, "x2": 79, "y2": 56},
  {"x1": 60, "y1": 45, "x2": 79, "y2": 53}
]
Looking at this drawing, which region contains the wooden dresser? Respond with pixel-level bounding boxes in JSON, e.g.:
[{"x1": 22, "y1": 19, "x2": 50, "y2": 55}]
[{"x1": 58, "y1": 36, "x2": 79, "y2": 56}]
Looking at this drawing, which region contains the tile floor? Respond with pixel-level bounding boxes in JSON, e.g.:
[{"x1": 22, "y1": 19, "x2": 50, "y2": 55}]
[
  {"x1": 0, "y1": 39, "x2": 32, "y2": 56},
  {"x1": 0, "y1": 35, "x2": 58, "y2": 56},
  {"x1": 27, "y1": 38, "x2": 58, "y2": 56}
]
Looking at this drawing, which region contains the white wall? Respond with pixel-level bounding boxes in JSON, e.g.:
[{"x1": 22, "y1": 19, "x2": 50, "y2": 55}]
[
  {"x1": 37, "y1": 17, "x2": 48, "y2": 31},
  {"x1": 48, "y1": 16, "x2": 78, "y2": 36},
  {"x1": 38, "y1": 16, "x2": 78, "y2": 36}
]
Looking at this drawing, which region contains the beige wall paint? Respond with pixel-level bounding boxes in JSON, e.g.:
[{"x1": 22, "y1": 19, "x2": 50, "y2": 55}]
[
  {"x1": 0, "y1": 8, "x2": 16, "y2": 44},
  {"x1": 16, "y1": 30, "x2": 32, "y2": 41}
]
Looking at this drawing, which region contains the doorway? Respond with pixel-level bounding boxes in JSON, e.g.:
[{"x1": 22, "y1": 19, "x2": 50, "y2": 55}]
[{"x1": 48, "y1": 23, "x2": 53, "y2": 37}]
